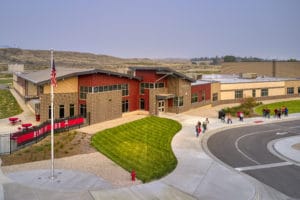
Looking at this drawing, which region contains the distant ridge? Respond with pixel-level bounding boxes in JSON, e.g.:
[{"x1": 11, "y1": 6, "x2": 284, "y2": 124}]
[{"x1": 0, "y1": 48, "x2": 192, "y2": 73}]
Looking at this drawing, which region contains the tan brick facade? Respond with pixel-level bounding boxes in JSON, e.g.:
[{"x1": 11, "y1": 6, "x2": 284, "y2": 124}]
[
  {"x1": 149, "y1": 88, "x2": 168, "y2": 115},
  {"x1": 40, "y1": 93, "x2": 78, "y2": 122},
  {"x1": 86, "y1": 91, "x2": 122, "y2": 125},
  {"x1": 44, "y1": 77, "x2": 78, "y2": 94}
]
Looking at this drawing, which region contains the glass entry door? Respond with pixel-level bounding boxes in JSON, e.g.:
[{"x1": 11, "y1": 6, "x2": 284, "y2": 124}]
[{"x1": 158, "y1": 100, "x2": 165, "y2": 112}]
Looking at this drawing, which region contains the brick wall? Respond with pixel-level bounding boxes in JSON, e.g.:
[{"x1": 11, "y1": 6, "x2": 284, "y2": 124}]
[
  {"x1": 149, "y1": 88, "x2": 168, "y2": 115},
  {"x1": 86, "y1": 91, "x2": 122, "y2": 124},
  {"x1": 40, "y1": 93, "x2": 78, "y2": 123}
]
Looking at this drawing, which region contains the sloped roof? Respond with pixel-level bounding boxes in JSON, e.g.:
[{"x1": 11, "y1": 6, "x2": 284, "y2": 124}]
[
  {"x1": 129, "y1": 66, "x2": 195, "y2": 82},
  {"x1": 16, "y1": 67, "x2": 141, "y2": 85}
]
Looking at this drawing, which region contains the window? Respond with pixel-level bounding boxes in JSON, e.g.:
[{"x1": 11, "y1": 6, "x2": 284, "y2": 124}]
[
  {"x1": 99, "y1": 86, "x2": 103, "y2": 92},
  {"x1": 94, "y1": 87, "x2": 98, "y2": 93},
  {"x1": 149, "y1": 83, "x2": 154, "y2": 88},
  {"x1": 80, "y1": 86, "x2": 88, "y2": 99},
  {"x1": 201, "y1": 91, "x2": 206, "y2": 101},
  {"x1": 252, "y1": 89, "x2": 256, "y2": 97},
  {"x1": 174, "y1": 96, "x2": 183, "y2": 107},
  {"x1": 191, "y1": 94, "x2": 198, "y2": 103},
  {"x1": 298, "y1": 87, "x2": 300, "y2": 94},
  {"x1": 140, "y1": 98, "x2": 145, "y2": 110},
  {"x1": 140, "y1": 83, "x2": 145, "y2": 94},
  {"x1": 122, "y1": 100, "x2": 129, "y2": 112},
  {"x1": 70, "y1": 104, "x2": 75, "y2": 117},
  {"x1": 213, "y1": 93, "x2": 218, "y2": 101},
  {"x1": 122, "y1": 84, "x2": 129, "y2": 96},
  {"x1": 235, "y1": 90, "x2": 243, "y2": 99},
  {"x1": 38, "y1": 86, "x2": 44, "y2": 95},
  {"x1": 287, "y1": 87, "x2": 294, "y2": 95},
  {"x1": 155, "y1": 82, "x2": 165, "y2": 88},
  {"x1": 59, "y1": 105, "x2": 64, "y2": 118},
  {"x1": 80, "y1": 104, "x2": 87, "y2": 118},
  {"x1": 48, "y1": 106, "x2": 51, "y2": 119},
  {"x1": 261, "y1": 88, "x2": 268, "y2": 97}
]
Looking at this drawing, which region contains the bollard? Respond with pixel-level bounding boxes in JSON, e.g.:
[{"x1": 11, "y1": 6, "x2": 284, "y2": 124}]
[{"x1": 131, "y1": 169, "x2": 136, "y2": 181}]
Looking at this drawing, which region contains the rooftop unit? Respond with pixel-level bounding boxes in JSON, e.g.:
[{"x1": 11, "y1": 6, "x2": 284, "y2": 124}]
[{"x1": 240, "y1": 73, "x2": 258, "y2": 79}]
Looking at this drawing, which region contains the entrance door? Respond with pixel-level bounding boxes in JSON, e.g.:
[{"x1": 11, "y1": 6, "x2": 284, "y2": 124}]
[{"x1": 158, "y1": 100, "x2": 165, "y2": 112}]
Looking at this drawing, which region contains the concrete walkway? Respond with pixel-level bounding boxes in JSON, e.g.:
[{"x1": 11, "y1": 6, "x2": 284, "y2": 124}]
[{"x1": 1, "y1": 95, "x2": 300, "y2": 199}]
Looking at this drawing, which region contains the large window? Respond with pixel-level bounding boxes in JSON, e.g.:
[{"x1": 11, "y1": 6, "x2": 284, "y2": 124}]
[
  {"x1": 122, "y1": 100, "x2": 129, "y2": 112},
  {"x1": 80, "y1": 86, "x2": 88, "y2": 99},
  {"x1": 213, "y1": 93, "x2": 218, "y2": 101},
  {"x1": 59, "y1": 105, "x2": 64, "y2": 118},
  {"x1": 252, "y1": 89, "x2": 256, "y2": 97},
  {"x1": 261, "y1": 88, "x2": 269, "y2": 97},
  {"x1": 235, "y1": 90, "x2": 243, "y2": 99},
  {"x1": 140, "y1": 98, "x2": 145, "y2": 110},
  {"x1": 122, "y1": 84, "x2": 129, "y2": 96},
  {"x1": 174, "y1": 96, "x2": 183, "y2": 107},
  {"x1": 80, "y1": 104, "x2": 87, "y2": 118},
  {"x1": 201, "y1": 91, "x2": 206, "y2": 101},
  {"x1": 155, "y1": 82, "x2": 165, "y2": 88},
  {"x1": 140, "y1": 83, "x2": 145, "y2": 94},
  {"x1": 69, "y1": 104, "x2": 75, "y2": 117},
  {"x1": 191, "y1": 94, "x2": 198, "y2": 103},
  {"x1": 48, "y1": 106, "x2": 51, "y2": 119},
  {"x1": 287, "y1": 87, "x2": 294, "y2": 95}
]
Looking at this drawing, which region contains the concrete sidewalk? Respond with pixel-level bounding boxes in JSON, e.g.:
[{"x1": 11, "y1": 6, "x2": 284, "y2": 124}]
[{"x1": 1, "y1": 106, "x2": 300, "y2": 199}]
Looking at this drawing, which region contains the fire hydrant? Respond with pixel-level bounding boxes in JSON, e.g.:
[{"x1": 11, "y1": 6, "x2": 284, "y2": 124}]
[{"x1": 131, "y1": 169, "x2": 136, "y2": 181}]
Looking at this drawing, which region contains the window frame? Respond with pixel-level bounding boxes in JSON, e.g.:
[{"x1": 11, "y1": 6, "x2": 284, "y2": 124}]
[{"x1": 261, "y1": 88, "x2": 269, "y2": 97}]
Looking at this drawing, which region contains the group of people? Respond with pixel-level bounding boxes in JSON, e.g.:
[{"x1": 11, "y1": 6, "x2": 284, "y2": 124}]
[
  {"x1": 195, "y1": 118, "x2": 209, "y2": 137},
  {"x1": 218, "y1": 109, "x2": 234, "y2": 124},
  {"x1": 274, "y1": 106, "x2": 288, "y2": 118},
  {"x1": 263, "y1": 106, "x2": 288, "y2": 118}
]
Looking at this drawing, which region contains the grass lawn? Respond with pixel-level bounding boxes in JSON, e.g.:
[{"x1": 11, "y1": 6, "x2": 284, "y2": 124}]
[
  {"x1": 0, "y1": 89, "x2": 23, "y2": 119},
  {"x1": 254, "y1": 100, "x2": 300, "y2": 116},
  {"x1": 91, "y1": 116, "x2": 182, "y2": 183},
  {"x1": 0, "y1": 79, "x2": 12, "y2": 85}
]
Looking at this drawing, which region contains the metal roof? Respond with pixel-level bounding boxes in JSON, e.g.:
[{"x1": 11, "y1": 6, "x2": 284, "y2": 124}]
[
  {"x1": 129, "y1": 66, "x2": 195, "y2": 82},
  {"x1": 200, "y1": 74, "x2": 297, "y2": 84},
  {"x1": 16, "y1": 67, "x2": 141, "y2": 85}
]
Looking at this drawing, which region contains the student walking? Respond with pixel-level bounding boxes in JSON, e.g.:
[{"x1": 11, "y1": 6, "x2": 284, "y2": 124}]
[
  {"x1": 202, "y1": 118, "x2": 209, "y2": 133},
  {"x1": 227, "y1": 113, "x2": 232, "y2": 124}
]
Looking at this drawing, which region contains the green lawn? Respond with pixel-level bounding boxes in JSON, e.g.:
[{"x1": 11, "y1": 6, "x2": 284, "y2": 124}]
[
  {"x1": 254, "y1": 100, "x2": 300, "y2": 115},
  {"x1": 0, "y1": 89, "x2": 23, "y2": 119},
  {"x1": 91, "y1": 116, "x2": 181, "y2": 183},
  {"x1": 0, "y1": 79, "x2": 12, "y2": 85}
]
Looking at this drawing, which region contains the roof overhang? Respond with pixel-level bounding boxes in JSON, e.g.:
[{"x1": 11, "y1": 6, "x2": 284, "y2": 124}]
[{"x1": 156, "y1": 94, "x2": 175, "y2": 100}]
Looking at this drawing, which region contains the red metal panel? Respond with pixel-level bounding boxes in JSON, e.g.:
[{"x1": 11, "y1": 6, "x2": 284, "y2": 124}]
[{"x1": 191, "y1": 83, "x2": 211, "y2": 101}]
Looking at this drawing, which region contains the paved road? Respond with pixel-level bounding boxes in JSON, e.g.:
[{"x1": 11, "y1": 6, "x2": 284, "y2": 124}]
[{"x1": 207, "y1": 119, "x2": 300, "y2": 199}]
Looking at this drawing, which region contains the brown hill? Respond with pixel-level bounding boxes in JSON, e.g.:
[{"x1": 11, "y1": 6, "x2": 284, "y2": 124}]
[{"x1": 0, "y1": 48, "x2": 166, "y2": 72}]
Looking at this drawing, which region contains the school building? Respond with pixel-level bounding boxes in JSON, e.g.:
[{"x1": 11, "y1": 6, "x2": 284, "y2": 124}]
[{"x1": 13, "y1": 67, "x2": 300, "y2": 125}]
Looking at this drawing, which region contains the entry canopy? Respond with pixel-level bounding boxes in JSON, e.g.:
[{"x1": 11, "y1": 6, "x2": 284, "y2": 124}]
[{"x1": 156, "y1": 94, "x2": 175, "y2": 100}]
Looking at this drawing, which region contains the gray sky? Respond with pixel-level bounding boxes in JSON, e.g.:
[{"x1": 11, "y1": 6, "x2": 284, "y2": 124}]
[{"x1": 0, "y1": 0, "x2": 299, "y2": 59}]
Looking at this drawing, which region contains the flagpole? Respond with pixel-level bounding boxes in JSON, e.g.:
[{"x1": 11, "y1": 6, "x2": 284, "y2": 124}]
[{"x1": 50, "y1": 49, "x2": 55, "y2": 180}]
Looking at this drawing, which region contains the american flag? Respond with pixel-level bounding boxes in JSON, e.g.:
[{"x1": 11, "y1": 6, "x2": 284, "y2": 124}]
[{"x1": 51, "y1": 59, "x2": 57, "y2": 87}]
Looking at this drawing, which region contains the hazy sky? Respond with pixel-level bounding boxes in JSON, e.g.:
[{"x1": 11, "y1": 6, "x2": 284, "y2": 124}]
[{"x1": 1, "y1": 0, "x2": 299, "y2": 59}]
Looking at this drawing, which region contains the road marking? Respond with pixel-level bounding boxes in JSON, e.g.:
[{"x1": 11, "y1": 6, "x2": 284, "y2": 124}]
[
  {"x1": 235, "y1": 162, "x2": 292, "y2": 172},
  {"x1": 276, "y1": 132, "x2": 289, "y2": 135},
  {"x1": 234, "y1": 128, "x2": 281, "y2": 165}
]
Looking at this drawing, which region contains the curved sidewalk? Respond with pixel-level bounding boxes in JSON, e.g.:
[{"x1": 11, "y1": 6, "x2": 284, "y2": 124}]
[
  {"x1": 1, "y1": 112, "x2": 300, "y2": 199},
  {"x1": 272, "y1": 135, "x2": 300, "y2": 164}
]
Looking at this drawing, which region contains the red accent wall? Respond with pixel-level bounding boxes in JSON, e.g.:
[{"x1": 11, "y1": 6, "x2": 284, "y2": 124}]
[
  {"x1": 191, "y1": 83, "x2": 211, "y2": 101},
  {"x1": 135, "y1": 70, "x2": 169, "y2": 111},
  {"x1": 78, "y1": 74, "x2": 140, "y2": 111}
]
